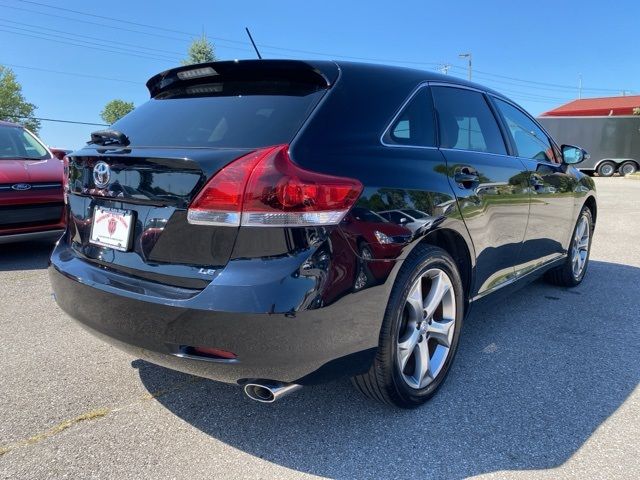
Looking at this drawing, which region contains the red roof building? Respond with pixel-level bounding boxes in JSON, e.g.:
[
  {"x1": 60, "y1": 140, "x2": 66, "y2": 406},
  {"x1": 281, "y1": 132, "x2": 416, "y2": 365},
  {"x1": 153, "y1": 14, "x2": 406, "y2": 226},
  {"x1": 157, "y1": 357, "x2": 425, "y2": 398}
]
[{"x1": 541, "y1": 95, "x2": 640, "y2": 117}]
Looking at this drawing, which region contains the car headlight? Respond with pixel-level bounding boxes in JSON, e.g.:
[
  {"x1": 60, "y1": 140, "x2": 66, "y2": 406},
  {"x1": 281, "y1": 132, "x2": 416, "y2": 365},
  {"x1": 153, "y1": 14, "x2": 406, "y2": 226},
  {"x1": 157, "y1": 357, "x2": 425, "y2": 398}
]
[{"x1": 374, "y1": 230, "x2": 393, "y2": 244}]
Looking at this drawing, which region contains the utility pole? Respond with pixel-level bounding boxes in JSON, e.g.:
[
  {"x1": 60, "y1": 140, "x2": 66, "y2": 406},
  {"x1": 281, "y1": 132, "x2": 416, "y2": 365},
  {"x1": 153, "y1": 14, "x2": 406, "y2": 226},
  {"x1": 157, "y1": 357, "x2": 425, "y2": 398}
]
[
  {"x1": 459, "y1": 53, "x2": 472, "y2": 81},
  {"x1": 578, "y1": 74, "x2": 582, "y2": 99},
  {"x1": 439, "y1": 64, "x2": 451, "y2": 75}
]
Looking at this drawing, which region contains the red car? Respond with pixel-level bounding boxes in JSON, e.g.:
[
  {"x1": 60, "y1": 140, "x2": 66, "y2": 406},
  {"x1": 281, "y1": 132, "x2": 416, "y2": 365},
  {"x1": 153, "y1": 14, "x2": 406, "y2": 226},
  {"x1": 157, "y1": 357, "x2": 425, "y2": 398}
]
[
  {"x1": 341, "y1": 207, "x2": 413, "y2": 290},
  {"x1": 0, "y1": 120, "x2": 65, "y2": 244}
]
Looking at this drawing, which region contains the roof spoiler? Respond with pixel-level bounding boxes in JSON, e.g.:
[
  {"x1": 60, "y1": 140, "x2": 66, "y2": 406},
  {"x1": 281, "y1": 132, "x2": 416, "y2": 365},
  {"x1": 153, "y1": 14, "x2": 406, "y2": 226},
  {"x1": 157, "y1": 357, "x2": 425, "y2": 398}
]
[{"x1": 145, "y1": 60, "x2": 338, "y2": 98}]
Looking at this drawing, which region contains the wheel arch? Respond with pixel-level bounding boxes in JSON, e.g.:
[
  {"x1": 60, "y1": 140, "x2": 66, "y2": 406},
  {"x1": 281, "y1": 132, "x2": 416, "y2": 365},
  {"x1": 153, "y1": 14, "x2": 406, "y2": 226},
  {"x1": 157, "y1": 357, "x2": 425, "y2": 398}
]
[
  {"x1": 417, "y1": 227, "x2": 474, "y2": 307},
  {"x1": 583, "y1": 195, "x2": 597, "y2": 227}
]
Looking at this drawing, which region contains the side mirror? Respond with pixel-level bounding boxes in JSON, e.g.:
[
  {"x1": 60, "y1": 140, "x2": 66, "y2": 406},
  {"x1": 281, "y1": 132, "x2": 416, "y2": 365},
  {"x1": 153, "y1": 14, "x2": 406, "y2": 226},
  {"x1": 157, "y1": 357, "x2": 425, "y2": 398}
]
[
  {"x1": 561, "y1": 144, "x2": 589, "y2": 165},
  {"x1": 399, "y1": 217, "x2": 408, "y2": 224}
]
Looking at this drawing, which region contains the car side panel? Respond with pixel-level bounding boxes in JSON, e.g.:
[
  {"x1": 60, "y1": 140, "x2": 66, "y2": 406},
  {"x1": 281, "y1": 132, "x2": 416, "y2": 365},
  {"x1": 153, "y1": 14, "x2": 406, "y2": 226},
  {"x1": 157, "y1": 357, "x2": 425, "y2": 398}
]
[
  {"x1": 290, "y1": 64, "x2": 475, "y2": 299},
  {"x1": 515, "y1": 159, "x2": 579, "y2": 267},
  {"x1": 439, "y1": 149, "x2": 530, "y2": 297}
]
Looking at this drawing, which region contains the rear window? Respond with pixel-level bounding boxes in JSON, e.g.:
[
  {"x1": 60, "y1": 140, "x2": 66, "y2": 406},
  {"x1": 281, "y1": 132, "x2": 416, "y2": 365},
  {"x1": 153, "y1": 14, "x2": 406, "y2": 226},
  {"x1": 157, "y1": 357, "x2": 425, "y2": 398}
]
[
  {"x1": 110, "y1": 80, "x2": 325, "y2": 148},
  {"x1": 0, "y1": 126, "x2": 49, "y2": 160}
]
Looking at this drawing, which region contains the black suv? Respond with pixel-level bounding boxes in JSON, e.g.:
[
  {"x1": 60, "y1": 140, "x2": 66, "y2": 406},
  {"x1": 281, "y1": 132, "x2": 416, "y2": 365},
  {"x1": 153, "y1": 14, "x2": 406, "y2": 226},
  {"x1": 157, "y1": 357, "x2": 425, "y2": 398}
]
[{"x1": 49, "y1": 60, "x2": 596, "y2": 408}]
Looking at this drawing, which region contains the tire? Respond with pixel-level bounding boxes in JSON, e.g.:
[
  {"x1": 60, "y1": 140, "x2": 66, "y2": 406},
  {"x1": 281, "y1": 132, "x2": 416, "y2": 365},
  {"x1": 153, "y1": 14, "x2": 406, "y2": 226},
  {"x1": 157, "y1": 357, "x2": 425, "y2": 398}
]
[
  {"x1": 351, "y1": 244, "x2": 464, "y2": 408},
  {"x1": 545, "y1": 206, "x2": 593, "y2": 287},
  {"x1": 596, "y1": 161, "x2": 616, "y2": 177},
  {"x1": 618, "y1": 161, "x2": 638, "y2": 176}
]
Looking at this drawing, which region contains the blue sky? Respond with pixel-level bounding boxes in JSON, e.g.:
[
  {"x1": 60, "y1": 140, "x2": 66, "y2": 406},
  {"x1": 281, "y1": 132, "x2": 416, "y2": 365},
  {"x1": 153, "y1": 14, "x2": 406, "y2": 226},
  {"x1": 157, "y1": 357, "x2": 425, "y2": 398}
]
[{"x1": 1, "y1": 0, "x2": 638, "y2": 148}]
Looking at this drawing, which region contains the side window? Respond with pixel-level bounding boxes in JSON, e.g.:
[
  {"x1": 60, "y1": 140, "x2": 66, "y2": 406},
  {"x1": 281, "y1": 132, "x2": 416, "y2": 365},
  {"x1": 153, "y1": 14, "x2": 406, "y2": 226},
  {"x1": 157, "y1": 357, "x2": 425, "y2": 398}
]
[
  {"x1": 382, "y1": 87, "x2": 436, "y2": 147},
  {"x1": 493, "y1": 98, "x2": 556, "y2": 163},
  {"x1": 431, "y1": 86, "x2": 507, "y2": 155}
]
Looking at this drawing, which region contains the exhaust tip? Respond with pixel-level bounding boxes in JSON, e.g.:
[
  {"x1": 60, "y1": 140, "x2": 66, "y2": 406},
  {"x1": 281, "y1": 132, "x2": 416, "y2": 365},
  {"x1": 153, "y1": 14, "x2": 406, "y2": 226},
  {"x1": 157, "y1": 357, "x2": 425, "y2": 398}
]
[
  {"x1": 243, "y1": 381, "x2": 302, "y2": 403},
  {"x1": 244, "y1": 384, "x2": 276, "y2": 403}
]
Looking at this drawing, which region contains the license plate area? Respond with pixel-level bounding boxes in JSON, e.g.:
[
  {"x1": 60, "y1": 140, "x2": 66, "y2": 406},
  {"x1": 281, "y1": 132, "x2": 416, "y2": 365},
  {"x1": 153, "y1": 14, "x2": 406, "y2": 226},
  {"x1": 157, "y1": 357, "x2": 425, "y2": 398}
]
[{"x1": 89, "y1": 206, "x2": 134, "y2": 252}]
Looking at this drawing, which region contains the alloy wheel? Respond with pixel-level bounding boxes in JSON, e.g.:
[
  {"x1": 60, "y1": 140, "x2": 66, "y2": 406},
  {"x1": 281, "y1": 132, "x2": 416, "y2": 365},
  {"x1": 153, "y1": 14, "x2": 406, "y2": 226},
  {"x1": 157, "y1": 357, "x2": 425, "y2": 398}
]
[
  {"x1": 571, "y1": 215, "x2": 590, "y2": 278},
  {"x1": 396, "y1": 268, "x2": 456, "y2": 389}
]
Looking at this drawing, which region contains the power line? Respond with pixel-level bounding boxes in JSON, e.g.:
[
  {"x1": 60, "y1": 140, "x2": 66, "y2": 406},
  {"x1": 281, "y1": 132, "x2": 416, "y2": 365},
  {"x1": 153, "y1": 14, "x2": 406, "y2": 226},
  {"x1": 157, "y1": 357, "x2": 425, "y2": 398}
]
[
  {"x1": 3, "y1": 0, "x2": 634, "y2": 96},
  {"x1": 0, "y1": 1, "x2": 253, "y2": 51},
  {"x1": 1, "y1": 114, "x2": 107, "y2": 126},
  {"x1": 0, "y1": 18, "x2": 186, "y2": 56},
  {"x1": 0, "y1": 27, "x2": 179, "y2": 63},
  {"x1": 449, "y1": 65, "x2": 627, "y2": 93},
  {"x1": 0, "y1": 3, "x2": 197, "y2": 44},
  {"x1": 0, "y1": 24, "x2": 180, "y2": 62},
  {"x1": 15, "y1": 0, "x2": 198, "y2": 37},
  {"x1": 1, "y1": 1, "x2": 441, "y2": 65},
  {"x1": 0, "y1": 62, "x2": 140, "y2": 85}
]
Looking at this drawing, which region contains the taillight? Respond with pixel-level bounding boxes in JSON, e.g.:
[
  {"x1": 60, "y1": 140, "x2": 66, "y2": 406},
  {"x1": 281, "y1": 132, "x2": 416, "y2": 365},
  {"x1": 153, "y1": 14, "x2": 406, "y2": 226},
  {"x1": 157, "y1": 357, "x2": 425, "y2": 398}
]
[
  {"x1": 187, "y1": 145, "x2": 363, "y2": 227},
  {"x1": 187, "y1": 147, "x2": 279, "y2": 226}
]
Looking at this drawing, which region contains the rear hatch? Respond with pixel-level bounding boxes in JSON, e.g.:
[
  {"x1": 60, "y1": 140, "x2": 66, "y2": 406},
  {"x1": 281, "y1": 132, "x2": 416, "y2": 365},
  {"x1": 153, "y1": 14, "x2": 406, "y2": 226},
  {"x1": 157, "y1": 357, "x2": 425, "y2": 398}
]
[{"x1": 65, "y1": 60, "x2": 338, "y2": 289}]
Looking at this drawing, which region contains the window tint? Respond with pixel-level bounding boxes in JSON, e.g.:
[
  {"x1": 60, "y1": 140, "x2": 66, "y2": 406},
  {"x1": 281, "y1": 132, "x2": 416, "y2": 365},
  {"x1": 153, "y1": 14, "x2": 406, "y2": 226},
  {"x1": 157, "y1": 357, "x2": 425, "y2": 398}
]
[
  {"x1": 431, "y1": 87, "x2": 506, "y2": 155},
  {"x1": 382, "y1": 88, "x2": 436, "y2": 147},
  {"x1": 494, "y1": 98, "x2": 556, "y2": 163},
  {"x1": 0, "y1": 126, "x2": 49, "y2": 160},
  {"x1": 110, "y1": 80, "x2": 325, "y2": 148}
]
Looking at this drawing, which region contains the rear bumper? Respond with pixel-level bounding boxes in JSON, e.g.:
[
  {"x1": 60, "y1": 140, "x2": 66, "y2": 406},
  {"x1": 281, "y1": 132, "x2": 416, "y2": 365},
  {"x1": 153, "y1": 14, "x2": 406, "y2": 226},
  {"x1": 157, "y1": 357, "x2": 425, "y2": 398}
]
[
  {"x1": 0, "y1": 228, "x2": 64, "y2": 244},
  {"x1": 49, "y1": 241, "x2": 389, "y2": 385}
]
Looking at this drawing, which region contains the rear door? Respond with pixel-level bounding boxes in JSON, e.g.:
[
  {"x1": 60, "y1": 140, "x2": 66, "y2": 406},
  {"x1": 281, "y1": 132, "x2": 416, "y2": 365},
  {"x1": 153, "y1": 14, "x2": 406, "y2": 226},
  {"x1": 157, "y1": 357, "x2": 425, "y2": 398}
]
[
  {"x1": 490, "y1": 97, "x2": 577, "y2": 269},
  {"x1": 431, "y1": 85, "x2": 530, "y2": 297}
]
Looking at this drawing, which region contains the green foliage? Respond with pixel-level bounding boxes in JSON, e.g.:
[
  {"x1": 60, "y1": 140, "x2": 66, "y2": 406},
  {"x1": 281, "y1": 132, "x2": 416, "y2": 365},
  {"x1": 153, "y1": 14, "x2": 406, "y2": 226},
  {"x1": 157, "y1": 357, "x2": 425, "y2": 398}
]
[
  {"x1": 100, "y1": 99, "x2": 134, "y2": 124},
  {"x1": 0, "y1": 65, "x2": 40, "y2": 133},
  {"x1": 182, "y1": 35, "x2": 217, "y2": 65}
]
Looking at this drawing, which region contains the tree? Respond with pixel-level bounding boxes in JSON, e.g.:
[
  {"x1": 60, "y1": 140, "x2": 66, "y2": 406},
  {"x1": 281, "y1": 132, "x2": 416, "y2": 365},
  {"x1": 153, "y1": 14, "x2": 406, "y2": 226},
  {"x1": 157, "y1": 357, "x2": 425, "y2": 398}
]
[
  {"x1": 0, "y1": 65, "x2": 40, "y2": 133},
  {"x1": 182, "y1": 35, "x2": 216, "y2": 65},
  {"x1": 100, "y1": 99, "x2": 134, "y2": 124}
]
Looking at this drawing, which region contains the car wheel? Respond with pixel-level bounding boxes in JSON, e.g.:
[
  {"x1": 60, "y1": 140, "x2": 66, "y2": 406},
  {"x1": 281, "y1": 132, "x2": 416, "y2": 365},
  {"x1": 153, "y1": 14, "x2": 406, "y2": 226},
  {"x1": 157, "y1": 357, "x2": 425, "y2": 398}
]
[
  {"x1": 545, "y1": 206, "x2": 593, "y2": 287},
  {"x1": 618, "y1": 161, "x2": 638, "y2": 176},
  {"x1": 351, "y1": 244, "x2": 464, "y2": 408},
  {"x1": 596, "y1": 161, "x2": 616, "y2": 177}
]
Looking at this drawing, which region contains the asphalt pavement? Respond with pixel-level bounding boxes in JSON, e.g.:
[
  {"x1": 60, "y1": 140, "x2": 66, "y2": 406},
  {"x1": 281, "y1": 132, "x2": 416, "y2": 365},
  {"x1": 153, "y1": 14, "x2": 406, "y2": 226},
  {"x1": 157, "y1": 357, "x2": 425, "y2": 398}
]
[{"x1": 0, "y1": 177, "x2": 638, "y2": 479}]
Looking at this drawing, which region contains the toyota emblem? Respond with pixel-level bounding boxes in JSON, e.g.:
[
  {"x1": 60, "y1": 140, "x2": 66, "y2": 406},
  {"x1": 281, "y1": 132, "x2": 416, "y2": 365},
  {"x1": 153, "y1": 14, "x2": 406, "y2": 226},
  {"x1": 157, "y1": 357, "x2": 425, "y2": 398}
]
[{"x1": 93, "y1": 161, "x2": 111, "y2": 189}]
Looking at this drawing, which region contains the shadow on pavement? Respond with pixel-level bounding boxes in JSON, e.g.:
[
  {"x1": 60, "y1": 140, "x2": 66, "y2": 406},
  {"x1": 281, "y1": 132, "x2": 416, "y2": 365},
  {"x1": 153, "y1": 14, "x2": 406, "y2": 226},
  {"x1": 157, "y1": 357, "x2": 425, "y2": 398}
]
[
  {"x1": 0, "y1": 240, "x2": 55, "y2": 271},
  {"x1": 128, "y1": 260, "x2": 639, "y2": 477}
]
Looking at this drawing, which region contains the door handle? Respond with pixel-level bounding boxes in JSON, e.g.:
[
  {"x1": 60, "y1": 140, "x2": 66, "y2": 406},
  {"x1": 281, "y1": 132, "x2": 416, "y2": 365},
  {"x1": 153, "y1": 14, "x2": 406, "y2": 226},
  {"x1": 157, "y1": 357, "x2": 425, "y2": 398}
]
[{"x1": 454, "y1": 167, "x2": 479, "y2": 188}]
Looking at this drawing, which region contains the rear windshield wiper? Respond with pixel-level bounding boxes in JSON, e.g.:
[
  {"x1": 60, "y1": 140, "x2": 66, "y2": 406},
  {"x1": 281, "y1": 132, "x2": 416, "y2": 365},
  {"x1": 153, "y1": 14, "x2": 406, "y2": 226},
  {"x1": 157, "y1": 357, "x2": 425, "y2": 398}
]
[{"x1": 88, "y1": 129, "x2": 130, "y2": 146}]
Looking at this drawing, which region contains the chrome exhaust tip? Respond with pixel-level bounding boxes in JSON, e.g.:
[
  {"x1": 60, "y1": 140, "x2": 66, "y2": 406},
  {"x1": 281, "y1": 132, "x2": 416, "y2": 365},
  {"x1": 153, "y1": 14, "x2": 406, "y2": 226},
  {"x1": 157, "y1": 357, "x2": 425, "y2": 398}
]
[{"x1": 244, "y1": 381, "x2": 302, "y2": 403}]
